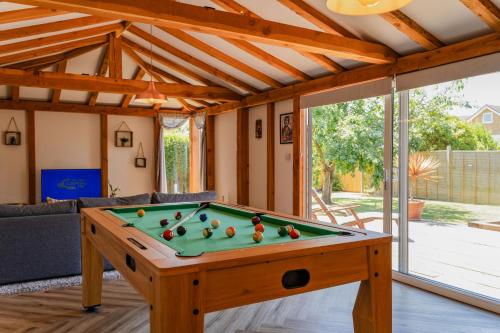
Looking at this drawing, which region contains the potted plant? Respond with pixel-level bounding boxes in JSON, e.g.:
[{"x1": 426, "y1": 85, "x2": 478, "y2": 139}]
[{"x1": 408, "y1": 152, "x2": 440, "y2": 220}]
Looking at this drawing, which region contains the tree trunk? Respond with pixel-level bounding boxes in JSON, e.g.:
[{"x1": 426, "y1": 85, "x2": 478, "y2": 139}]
[{"x1": 321, "y1": 167, "x2": 333, "y2": 204}]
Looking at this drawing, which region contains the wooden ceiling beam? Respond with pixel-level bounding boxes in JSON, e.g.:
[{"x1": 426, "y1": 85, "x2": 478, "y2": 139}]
[
  {"x1": 108, "y1": 31, "x2": 122, "y2": 79},
  {"x1": 51, "y1": 60, "x2": 67, "y2": 104},
  {"x1": 0, "y1": 35, "x2": 108, "y2": 66},
  {"x1": 0, "y1": 16, "x2": 114, "y2": 42},
  {"x1": 126, "y1": 27, "x2": 260, "y2": 94},
  {"x1": 88, "y1": 48, "x2": 109, "y2": 106},
  {"x1": 155, "y1": 27, "x2": 284, "y2": 89},
  {"x1": 0, "y1": 7, "x2": 65, "y2": 24},
  {"x1": 0, "y1": 99, "x2": 186, "y2": 116},
  {"x1": 121, "y1": 67, "x2": 145, "y2": 108},
  {"x1": 9, "y1": 42, "x2": 105, "y2": 71},
  {"x1": 122, "y1": 38, "x2": 221, "y2": 88},
  {"x1": 0, "y1": 22, "x2": 122, "y2": 55},
  {"x1": 460, "y1": 0, "x2": 500, "y2": 32},
  {"x1": 380, "y1": 11, "x2": 444, "y2": 50},
  {"x1": 10, "y1": 86, "x2": 20, "y2": 102},
  {"x1": 200, "y1": 32, "x2": 500, "y2": 115},
  {"x1": 277, "y1": 0, "x2": 357, "y2": 38},
  {"x1": 123, "y1": 46, "x2": 214, "y2": 108},
  {"x1": 16, "y1": 0, "x2": 397, "y2": 64},
  {"x1": 0, "y1": 67, "x2": 241, "y2": 101}
]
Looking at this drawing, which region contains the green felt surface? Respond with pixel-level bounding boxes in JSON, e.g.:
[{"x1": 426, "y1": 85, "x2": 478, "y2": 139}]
[{"x1": 108, "y1": 203, "x2": 342, "y2": 257}]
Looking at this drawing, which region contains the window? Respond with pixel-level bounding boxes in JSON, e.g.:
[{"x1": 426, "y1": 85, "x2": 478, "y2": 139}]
[
  {"x1": 482, "y1": 111, "x2": 493, "y2": 124},
  {"x1": 163, "y1": 121, "x2": 190, "y2": 193}
]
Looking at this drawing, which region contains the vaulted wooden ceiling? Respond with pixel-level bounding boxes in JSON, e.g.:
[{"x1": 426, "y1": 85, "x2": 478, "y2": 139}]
[{"x1": 0, "y1": 0, "x2": 499, "y2": 116}]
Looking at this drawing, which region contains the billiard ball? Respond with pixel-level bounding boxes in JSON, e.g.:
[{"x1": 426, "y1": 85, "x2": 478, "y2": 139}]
[
  {"x1": 253, "y1": 231, "x2": 263, "y2": 243},
  {"x1": 286, "y1": 225, "x2": 294, "y2": 234},
  {"x1": 175, "y1": 212, "x2": 182, "y2": 220},
  {"x1": 137, "y1": 209, "x2": 145, "y2": 217},
  {"x1": 211, "y1": 219, "x2": 221, "y2": 229},
  {"x1": 226, "y1": 226, "x2": 236, "y2": 238},
  {"x1": 202, "y1": 227, "x2": 213, "y2": 238},
  {"x1": 176, "y1": 225, "x2": 187, "y2": 236},
  {"x1": 160, "y1": 218, "x2": 169, "y2": 227},
  {"x1": 199, "y1": 213, "x2": 208, "y2": 222},
  {"x1": 254, "y1": 223, "x2": 265, "y2": 233},
  {"x1": 289, "y1": 229, "x2": 301, "y2": 239},
  {"x1": 251, "y1": 215, "x2": 261, "y2": 226},
  {"x1": 278, "y1": 226, "x2": 288, "y2": 237},
  {"x1": 162, "y1": 229, "x2": 174, "y2": 241}
]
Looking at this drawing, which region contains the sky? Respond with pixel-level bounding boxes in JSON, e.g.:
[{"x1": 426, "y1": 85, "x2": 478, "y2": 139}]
[{"x1": 424, "y1": 71, "x2": 500, "y2": 118}]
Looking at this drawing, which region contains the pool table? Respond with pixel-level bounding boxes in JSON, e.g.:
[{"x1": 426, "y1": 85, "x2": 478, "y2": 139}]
[{"x1": 80, "y1": 201, "x2": 392, "y2": 333}]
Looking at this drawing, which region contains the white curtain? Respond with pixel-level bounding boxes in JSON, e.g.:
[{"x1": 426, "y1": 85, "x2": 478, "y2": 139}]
[
  {"x1": 194, "y1": 112, "x2": 207, "y2": 191},
  {"x1": 156, "y1": 114, "x2": 189, "y2": 193}
]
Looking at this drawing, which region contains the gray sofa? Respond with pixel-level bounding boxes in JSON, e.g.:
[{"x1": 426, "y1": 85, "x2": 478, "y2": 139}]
[{"x1": 0, "y1": 191, "x2": 216, "y2": 285}]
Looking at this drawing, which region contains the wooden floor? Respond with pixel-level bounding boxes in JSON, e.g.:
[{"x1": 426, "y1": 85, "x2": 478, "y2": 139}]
[{"x1": 0, "y1": 279, "x2": 498, "y2": 333}]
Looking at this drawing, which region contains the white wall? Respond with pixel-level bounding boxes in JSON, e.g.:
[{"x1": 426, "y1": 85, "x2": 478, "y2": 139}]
[
  {"x1": 274, "y1": 100, "x2": 294, "y2": 215},
  {"x1": 108, "y1": 115, "x2": 155, "y2": 196},
  {"x1": 0, "y1": 110, "x2": 28, "y2": 203},
  {"x1": 248, "y1": 104, "x2": 267, "y2": 210},
  {"x1": 214, "y1": 111, "x2": 237, "y2": 203},
  {"x1": 35, "y1": 111, "x2": 100, "y2": 202}
]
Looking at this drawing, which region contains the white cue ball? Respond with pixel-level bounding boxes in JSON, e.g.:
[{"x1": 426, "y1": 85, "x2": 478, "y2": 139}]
[{"x1": 210, "y1": 219, "x2": 221, "y2": 229}]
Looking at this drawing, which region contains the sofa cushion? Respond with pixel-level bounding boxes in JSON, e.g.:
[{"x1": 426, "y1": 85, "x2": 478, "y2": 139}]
[
  {"x1": 0, "y1": 201, "x2": 77, "y2": 218},
  {"x1": 78, "y1": 193, "x2": 151, "y2": 209},
  {"x1": 151, "y1": 191, "x2": 216, "y2": 204}
]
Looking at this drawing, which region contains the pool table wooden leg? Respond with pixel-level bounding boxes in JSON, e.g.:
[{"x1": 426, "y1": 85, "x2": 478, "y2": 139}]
[
  {"x1": 150, "y1": 273, "x2": 204, "y2": 333},
  {"x1": 81, "y1": 232, "x2": 104, "y2": 310},
  {"x1": 353, "y1": 243, "x2": 392, "y2": 333}
]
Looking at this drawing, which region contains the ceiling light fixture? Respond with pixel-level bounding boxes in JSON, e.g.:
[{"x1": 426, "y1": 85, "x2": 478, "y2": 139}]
[
  {"x1": 135, "y1": 25, "x2": 167, "y2": 104},
  {"x1": 326, "y1": 0, "x2": 413, "y2": 16}
]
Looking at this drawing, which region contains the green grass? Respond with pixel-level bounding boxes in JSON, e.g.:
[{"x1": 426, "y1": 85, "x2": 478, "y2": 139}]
[{"x1": 332, "y1": 196, "x2": 476, "y2": 224}]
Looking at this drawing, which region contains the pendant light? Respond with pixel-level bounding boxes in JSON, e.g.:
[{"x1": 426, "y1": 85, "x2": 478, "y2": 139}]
[
  {"x1": 326, "y1": 0, "x2": 413, "y2": 16},
  {"x1": 135, "y1": 25, "x2": 167, "y2": 104}
]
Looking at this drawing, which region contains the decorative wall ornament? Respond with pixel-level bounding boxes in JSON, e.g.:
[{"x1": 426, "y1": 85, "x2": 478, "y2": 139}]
[
  {"x1": 280, "y1": 113, "x2": 293, "y2": 144},
  {"x1": 4, "y1": 117, "x2": 21, "y2": 146},
  {"x1": 255, "y1": 119, "x2": 263, "y2": 139},
  {"x1": 135, "y1": 142, "x2": 146, "y2": 168},
  {"x1": 114, "y1": 121, "x2": 133, "y2": 147}
]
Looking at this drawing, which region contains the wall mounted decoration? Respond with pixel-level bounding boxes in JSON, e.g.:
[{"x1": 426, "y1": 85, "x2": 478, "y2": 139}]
[
  {"x1": 115, "y1": 121, "x2": 133, "y2": 147},
  {"x1": 135, "y1": 142, "x2": 146, "y2": 168},
  {"x1": 280, "y1": 113, "x2": 293, "y2": 144},
  {"x1": 255, "y1": 119, "x2": 262, "y2": 139},
  {"x1": 4, "y1": 117, "x2": 21, "y2": 146}
]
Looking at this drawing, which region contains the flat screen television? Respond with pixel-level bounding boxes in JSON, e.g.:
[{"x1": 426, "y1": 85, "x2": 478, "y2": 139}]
[{"x1": 41, "y1": 169, "x2": 102, "y2": 202}]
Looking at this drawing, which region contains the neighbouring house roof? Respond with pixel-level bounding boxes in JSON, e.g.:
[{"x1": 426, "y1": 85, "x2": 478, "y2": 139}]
[{"x1": 466, "y1": 105, "x2": 500, "y2": 122}]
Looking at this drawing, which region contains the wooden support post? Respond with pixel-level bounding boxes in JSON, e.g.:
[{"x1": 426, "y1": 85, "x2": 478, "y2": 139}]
[
  {"x1": 189, "y1": 117, "x2": 201, "y2": 193},
  {"x1": 26, "y1": 109, "x2": 36, "y2": 204},
  {"x1": 267, "y1": 102, "x2": 275, "y2": 211},
  {"x1": 153, "y1": 115, "x2": 160, "y2": 192},
  {"x1": 237, "y1": 108, "x2": 249, "y2": 205},
  {"x1": 108, "y1": 31, "x2": 122, "y2": 80},
  {"x1": 100, "y1": 113, "x2": 108, "y2": 197},
  {"x1": 11, "y1": 86, "x2": 19, "y2": 101},
  {"x1": 81, "y1": 220, "x2": 104, "y2": 309},
  {"x1": 206, "y1": 115, "x2": 215, "y2": 191},
  {"x1": 292, "y1": 96, "x2": 304, "y2": 217}
]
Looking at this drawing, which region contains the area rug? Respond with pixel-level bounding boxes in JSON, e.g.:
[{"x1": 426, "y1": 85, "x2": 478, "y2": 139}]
[{"x1": 0, "y1": 271, "x2": 122, "y2": 296}]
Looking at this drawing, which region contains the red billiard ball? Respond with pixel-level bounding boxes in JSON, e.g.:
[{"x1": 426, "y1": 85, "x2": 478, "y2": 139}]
[
  {"x1": 254, "y1": 223, "x2": 265, "y2": 233},
  {"x1": 175, "y1": 212, "x2": 182, "y2": 220},
  {"x1": 162, "y1": 229, "x2": 174, "y2": 241},
  {"x1": 289, "y1": 229, "x2": 301, "y2": 239},
  {"x1": 251, "y1": 216, "x2": 261, "y2": 226},
  {"x1": 137, "y1": 209, "x2": 145, "y2": 217},
  {"x1": 226, "y1": 226, "x2": 236, "y2": 238}
]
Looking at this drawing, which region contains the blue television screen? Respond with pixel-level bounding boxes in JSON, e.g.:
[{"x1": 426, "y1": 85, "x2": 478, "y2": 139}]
[{"x1": 41, "y1": 169, "x2": 102, "y2": 201}]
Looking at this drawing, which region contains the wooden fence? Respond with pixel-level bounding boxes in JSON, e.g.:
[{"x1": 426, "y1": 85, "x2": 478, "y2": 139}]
[{"x1": 414, "y1": 147, "x2": 500, "y2": 205}]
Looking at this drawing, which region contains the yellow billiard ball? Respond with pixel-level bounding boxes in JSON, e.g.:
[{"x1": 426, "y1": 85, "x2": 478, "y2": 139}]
[
  {"x1": 137, "y1": 209, "x2": 145, "y2": 217},
  {"x1": 253, "y1": 231, "x2": 264, "y2": 243}
]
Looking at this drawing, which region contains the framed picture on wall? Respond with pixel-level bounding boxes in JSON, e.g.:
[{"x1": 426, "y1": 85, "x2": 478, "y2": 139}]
[
  {"x1": 4, "y1": 131, "x2": 21, "y2": 145},
  {"x1": 115, "y1": 131, "x2": 133, "y2": 147},
  {"x1": 280, "y1": 113, "x2": 293, "y2": 144},
  {"x1": 135, "y1": 158, "x2": 146, "y2": 168},
  {"x1": 255, "y1": 119, "x2": 262, "y2": 139}
]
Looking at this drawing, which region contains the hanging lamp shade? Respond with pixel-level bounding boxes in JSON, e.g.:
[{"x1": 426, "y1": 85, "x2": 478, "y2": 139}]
[
  {"x1": 135, "y1": 81, "x2": 167, "y2": 104},
  {"x1": 326, "y1": 0, "x2": 413, "y2": 16}
]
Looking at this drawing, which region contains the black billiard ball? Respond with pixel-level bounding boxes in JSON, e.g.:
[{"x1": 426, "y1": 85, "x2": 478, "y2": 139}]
[
  {"x1": 278, "y1": 226, "x2": 288, "y2": 237},
  {"x1": 160, "y1": 219, "x2": 169, "y2": 227},
  {"x1": 177, "y1": 225, "x2": 187, "y2": 236},
  {"x1": 199, "y1": 213, "x2": 207, "y2": 222},
  {"x1": 251, "y1": 215, "x2": 261, "y2": 226},
  {"x1": 175, "y1": 211, "x2": 182, "y2": 220}
]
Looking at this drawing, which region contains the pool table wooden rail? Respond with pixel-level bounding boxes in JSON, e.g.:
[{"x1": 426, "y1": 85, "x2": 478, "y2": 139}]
[{"x1": 80, "y1": 202, "x2": 392, "y2": 333}]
